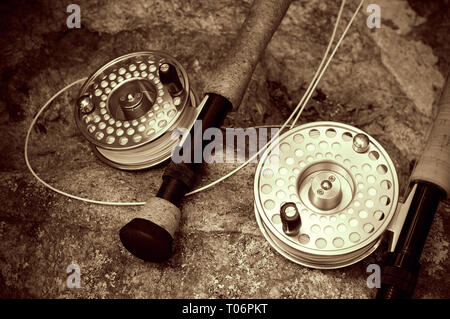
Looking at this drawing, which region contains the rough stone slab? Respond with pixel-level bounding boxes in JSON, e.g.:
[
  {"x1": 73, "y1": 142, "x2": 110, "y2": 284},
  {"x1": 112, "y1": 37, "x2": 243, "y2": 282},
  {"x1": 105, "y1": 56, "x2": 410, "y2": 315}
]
[{"x1": 0, "y1": 0, "x2": 449, "y2": 298}]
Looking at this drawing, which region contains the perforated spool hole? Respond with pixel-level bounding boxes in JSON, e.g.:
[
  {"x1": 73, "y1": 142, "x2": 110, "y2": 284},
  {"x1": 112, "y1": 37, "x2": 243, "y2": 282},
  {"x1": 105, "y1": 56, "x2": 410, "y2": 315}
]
[
  {"x1": 280, "y1": 143, "x2": 290, "y2": 152},
  {"x1": 333, "y1": 237, "x2": 344, "y2": 248},
  {"x1": 332, "y1": 142, "x2": 341, "y2": 151},
  {"x1": 319, "y1": 141, "x2": 328, "y2": 150},
  {"x1": 369, "y1": 151, "x2": 379, "y2": 161},
  {"x1": 272, "y1": 214, "x2": 281, "y2": 224},
  {"x1": 363, "y1": 223, "x2": 374, "y2": 233},
  {"x1": 349, "y1": 218, "x2": 359, "y2": 227},
  {"x1": 349, "y1": 232, "x2": 360, "y2": 243},
  {"x1": 254, "y1": 122, "x2": 398, "y2": 269},
  {"x1": 342, "y1": 132, "x2": 352, "y2": 141},
  {"x1": 261, "y1": 184, "x2": 272, "y2": 194},
  {"x1": 359, "y1": 210, "x2": 368, "y2": 218},
  {"x1": 315, "y1": 238, "x2": 327, "y2": 249},
  {"x1": 264, "y1": 200, "x2": 275, "y2": 210},
  {"x1": 379, "y1": 196, "x2": 391, "y2": 206},
  {"x1": 299, "y1": 234, "x2": 310, "y2": 244},
  {"x1": 311, "y1": 224, "x2": 321, "y2": 233},
  {"x1": 377, "y1": 164, "x2": 388, "y2": 175},
  {"x1": 324, "y1": 226, "x2": 334, "y2": 235},
  {"x1": 309, "y1": 129, "x2": 320, "y2": 138},
  {"x1": 276, "y1": 179, "x2": 285, "y2": 187},
  {"x1": 262, "y1": 168, "x2": 274, "y2": 179},
  {"x1": 276, "y1": 190, "x2": 286, "y2": 199},
  {"x1": 380, "y1": 180, "x2": 392, "y2": 190},
  {"x1": 374, "y1": 210, "x2": 385, "y2": 221},
  {"x1": 294, "y1": 134, "x2": 304, "y2": 143},
  {"x1": 326, "y1": 129, "x2": 337, "y2": 138}
]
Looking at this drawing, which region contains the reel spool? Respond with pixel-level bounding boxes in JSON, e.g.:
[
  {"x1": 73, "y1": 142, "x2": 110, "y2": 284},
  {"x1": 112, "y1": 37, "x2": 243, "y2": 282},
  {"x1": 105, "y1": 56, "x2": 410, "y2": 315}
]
[
  {"x1": 74, "y1": 51, "x2": 197, "y2": 170},
  {"x1": 254, "y1": 122, "x2": 399, "y2": 269}
]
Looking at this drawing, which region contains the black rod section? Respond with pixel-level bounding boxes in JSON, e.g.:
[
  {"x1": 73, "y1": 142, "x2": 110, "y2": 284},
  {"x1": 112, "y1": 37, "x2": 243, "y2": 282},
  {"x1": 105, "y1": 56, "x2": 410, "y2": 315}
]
[
  {"x1": 376, "y1": 182, "x2": 443, "y2": 299},
  {"x1": 156, "y1": 93, "x2": 232, "y2": 205}
]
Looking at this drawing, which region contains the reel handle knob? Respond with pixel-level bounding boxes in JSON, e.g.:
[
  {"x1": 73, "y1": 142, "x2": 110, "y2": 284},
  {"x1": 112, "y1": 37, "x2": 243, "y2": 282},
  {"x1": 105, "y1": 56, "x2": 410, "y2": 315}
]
[
  {"x1": 119, "y1": 197, "x2": 181, "y2": 262},
  {"x1": 280, "y1": 202, "x2": 301, "y2": 236},
  {"x1": 159, "y1": 63, "x2": 184, "y2": 96}
]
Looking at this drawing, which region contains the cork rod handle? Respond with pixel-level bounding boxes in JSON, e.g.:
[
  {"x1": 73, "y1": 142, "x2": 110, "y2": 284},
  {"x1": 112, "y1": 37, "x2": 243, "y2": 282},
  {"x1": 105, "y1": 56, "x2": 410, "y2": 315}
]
[
  {"x1": 411, "y1": 71, "x2": 450, "y2": 198},
  {"x1": 119, "y1": 0, "x2": 293, "y2": 262}
]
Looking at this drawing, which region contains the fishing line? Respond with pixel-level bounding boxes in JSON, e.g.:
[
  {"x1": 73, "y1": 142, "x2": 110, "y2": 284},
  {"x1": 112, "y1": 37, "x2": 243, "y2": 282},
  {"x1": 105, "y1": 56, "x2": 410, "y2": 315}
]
[
  {"x1": 24, "y1": 0, "x2": 364, "y2": 205},
  {"x1": 24, "y1": 77, "x2": 147, "y2": 206},
  {"x1": 187, "y1": 0, "x2": 365, "y2": 196}
]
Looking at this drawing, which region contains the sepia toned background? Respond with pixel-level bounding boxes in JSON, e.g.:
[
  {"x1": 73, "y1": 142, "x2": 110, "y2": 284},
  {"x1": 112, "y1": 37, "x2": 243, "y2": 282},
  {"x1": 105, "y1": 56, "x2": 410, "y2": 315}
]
[{"x1": 0, "y1": 0, "x2": 449, "y2": 298}]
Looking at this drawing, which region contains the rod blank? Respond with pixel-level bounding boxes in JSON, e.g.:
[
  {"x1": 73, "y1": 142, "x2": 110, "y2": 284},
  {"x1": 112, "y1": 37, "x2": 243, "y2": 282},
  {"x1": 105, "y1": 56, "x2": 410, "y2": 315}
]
[
  {"x1": 119, "y1": 0, "x2": 293, "y2": 262},
  {"x1": 204, "y1": 0, "x2": 292, "y2": 109}
]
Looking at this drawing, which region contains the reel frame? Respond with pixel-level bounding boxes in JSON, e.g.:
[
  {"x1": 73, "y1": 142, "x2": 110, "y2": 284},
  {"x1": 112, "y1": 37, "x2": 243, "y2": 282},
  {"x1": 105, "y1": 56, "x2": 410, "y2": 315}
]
[
  {"x1": 74, "y1": 51, "x2": 198, "y2": 170},
  {"x1": 254, "y1": 121, "x2": 399, "y2": 269}
]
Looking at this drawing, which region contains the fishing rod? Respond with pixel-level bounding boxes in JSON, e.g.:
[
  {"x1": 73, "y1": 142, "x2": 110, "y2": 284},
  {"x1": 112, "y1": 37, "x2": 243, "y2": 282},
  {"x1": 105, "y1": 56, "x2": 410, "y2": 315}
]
[
  {"x1": 25, "y1": 0, "x2": 448, "y2": 298},
  {"x1": 117, "y1": 0, "x2": 293, "y2": 262},
  {"x1": 376, "y1": 72, "x2": 450, "y2": 299}
]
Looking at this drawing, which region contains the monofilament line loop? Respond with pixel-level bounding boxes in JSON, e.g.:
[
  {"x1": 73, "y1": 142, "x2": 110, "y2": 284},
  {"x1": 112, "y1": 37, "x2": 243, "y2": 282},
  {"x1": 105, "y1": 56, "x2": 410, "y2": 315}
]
[{"x1": 25, "y1": 0, "x2": 365, "y2": 205}]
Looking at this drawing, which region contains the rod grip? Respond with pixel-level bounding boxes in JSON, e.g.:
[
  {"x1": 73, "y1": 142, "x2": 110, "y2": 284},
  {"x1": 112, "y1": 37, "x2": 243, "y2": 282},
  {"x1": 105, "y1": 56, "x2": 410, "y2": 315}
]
[
  {"x1": 119, "y1": 197, "x2": 181, "y2": 262},
  {"x1": 204, "y1": 0, "x2": 292, "y2": 110},
  {"x1": 411, "y1": 72, "x2": 450, "y2": 198},
  {"x1": 120, "y1": 1, "x2": 292, "y2": 263}
]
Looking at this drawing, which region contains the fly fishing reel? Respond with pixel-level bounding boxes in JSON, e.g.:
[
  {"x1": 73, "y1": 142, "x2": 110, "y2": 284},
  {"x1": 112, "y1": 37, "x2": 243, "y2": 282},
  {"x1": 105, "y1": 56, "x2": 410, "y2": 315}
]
[
  {"x1": 75, "y1": 51, "x2": 197, "y2": 169},
  {"x1": 254, "y1": 122, "x2": 399, "y2": 269}
]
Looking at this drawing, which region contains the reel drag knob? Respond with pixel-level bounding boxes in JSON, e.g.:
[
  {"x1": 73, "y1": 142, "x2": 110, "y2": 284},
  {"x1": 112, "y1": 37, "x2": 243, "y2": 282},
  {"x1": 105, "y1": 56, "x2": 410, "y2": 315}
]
[{"x1": 280, "y1": 202, "x2": 301, "y2": 236}]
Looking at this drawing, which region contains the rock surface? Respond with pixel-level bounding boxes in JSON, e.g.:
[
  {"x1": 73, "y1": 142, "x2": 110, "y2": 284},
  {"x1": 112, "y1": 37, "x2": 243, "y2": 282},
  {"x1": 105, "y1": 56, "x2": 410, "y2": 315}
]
[{"x1": 0, "y1": 0, "x2": 449, "y2": 298}]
